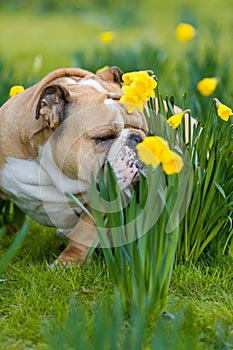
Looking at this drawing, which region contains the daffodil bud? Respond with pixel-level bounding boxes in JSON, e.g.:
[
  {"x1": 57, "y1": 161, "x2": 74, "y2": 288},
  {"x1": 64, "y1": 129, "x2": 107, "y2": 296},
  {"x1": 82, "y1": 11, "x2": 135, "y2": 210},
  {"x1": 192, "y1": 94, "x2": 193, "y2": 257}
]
[
  {"x1": 197, "y1": 77, "x2": 219, "y2": 96},
  {"x1": 175, "y1": 23, "x2": 196, "y2": 42},
  {"x1": 167, "y1": 109, "x2": 190, "y2": 129},
  {"x1": 214, "y1": 98, "x2": 233, "y2": 121},
  {"x1": 99, "y1": 31, "x2": 115, "y2": 43}
]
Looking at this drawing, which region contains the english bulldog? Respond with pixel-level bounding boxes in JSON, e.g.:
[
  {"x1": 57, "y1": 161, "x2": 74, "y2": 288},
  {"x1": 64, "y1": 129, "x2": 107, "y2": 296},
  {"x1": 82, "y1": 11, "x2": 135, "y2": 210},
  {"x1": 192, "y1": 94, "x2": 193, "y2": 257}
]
[{"x1": 0, "y1": 66, "x2": 148, "y2": 265}]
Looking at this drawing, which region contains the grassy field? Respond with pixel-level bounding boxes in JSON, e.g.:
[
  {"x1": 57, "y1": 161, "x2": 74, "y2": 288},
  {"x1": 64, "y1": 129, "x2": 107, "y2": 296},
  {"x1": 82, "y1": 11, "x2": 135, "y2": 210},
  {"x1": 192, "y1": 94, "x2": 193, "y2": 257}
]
[
  {"x1": 0, "y1": 0, "x2": 232, "y2": 76},
  {"x1": 0, "y1": 1, "x2": 233, "y2": 349},
  {"x1": 1, "y1": 222, "x2": 233, "y2": 349}
]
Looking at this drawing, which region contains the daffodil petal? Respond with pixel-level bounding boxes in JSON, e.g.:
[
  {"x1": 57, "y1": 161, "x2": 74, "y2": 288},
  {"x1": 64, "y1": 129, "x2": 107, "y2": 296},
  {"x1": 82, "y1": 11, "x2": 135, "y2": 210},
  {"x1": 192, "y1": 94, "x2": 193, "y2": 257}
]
[
  {"x1": 136, "y1": 143, "x2": 160, "y2": 168},
  {"x1": 167, "y1": 113, "x2": 184, "y2": 129},
  {"x1": 136, "y1": 136, "x2": 184, "y2": 174},
  {"x1": 120, "y1": 71, "x2": 157, "y2": 113},
  {"x1": 217, "y1": 104, "x2": 233, "y2": 121},
  {"x1": 162, "y1": 151, "x2": 184, "y2": 175}
]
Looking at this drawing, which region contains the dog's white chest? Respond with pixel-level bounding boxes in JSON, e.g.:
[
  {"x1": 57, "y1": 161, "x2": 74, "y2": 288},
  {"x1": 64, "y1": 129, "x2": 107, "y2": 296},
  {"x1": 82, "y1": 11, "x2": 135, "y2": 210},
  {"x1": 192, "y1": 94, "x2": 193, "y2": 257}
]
[{"x1": 0, "y1": 142, "x2": 82, "y2": 229}]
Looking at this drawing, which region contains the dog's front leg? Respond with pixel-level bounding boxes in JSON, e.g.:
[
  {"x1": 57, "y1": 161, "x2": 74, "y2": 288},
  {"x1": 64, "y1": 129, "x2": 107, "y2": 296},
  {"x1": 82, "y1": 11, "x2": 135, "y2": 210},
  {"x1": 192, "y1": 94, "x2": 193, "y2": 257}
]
[{"x1": 55, "y1": 211, "x2": 97, "y2": 266}]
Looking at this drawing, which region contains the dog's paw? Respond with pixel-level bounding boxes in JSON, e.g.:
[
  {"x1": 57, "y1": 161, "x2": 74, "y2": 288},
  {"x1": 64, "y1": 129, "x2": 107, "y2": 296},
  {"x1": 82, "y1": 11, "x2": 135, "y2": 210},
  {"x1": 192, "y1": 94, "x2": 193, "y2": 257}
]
[
  {"x1": 49, "y1": 259, "x2": 74, "y2": 270},
  {"x1": 54, "y1": 245, "x2": 89, "y2": 267},
  {"x1": 48, "y1": 261, "x2": 72, "y2": 271}
]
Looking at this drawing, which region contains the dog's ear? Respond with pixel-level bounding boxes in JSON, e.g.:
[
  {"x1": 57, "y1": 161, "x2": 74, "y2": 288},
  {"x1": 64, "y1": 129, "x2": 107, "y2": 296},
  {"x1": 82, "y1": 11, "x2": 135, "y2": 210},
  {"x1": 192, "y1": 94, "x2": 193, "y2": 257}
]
[
  {"x1": 97, "y1": 66, "x2": 123, "y2": 85},
  {"x1": 36, "y1": 84, "x2": 70, "y2": 130}
]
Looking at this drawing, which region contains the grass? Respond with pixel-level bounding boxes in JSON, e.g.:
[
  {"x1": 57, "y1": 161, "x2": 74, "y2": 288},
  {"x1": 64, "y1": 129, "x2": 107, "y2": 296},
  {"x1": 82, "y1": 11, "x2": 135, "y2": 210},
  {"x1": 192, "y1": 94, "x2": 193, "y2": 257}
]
[
  {"x1": 170, "y1": 260, "x2": 233, "y2": 348},
  {"x1": 0, "y1": 0, "x2": 232, "y2": 77},
  {"x1": 0, "y1": 223, "x2": 233, "y2": 349},
  {"x1": 0, "y1": 223, "x2": 110, "y2": 349}
]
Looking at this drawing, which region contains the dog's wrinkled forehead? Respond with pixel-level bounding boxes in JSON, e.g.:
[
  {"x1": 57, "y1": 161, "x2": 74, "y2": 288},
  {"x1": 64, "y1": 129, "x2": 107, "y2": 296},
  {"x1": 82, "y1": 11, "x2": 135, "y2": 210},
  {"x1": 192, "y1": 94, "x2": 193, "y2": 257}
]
[
  {"x1": 64, "y1": 75, "x2": 122, "y2": 104},
  {"x1": 34, "y1": 66, "x2": 147, "y2": 135},
  {"x1": 58, "y1": 65, "x2": 123, "y2": 97},
  {"x1": 65, "y1": 66, "x2": 124, "y2": 103}
]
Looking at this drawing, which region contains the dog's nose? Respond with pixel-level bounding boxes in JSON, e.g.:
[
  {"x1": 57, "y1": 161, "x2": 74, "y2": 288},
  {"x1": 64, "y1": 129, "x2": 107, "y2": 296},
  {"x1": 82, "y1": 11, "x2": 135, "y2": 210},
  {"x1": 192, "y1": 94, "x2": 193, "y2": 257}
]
[{"x1": 128, "y1": 132, "x2": 143, "y2": 146}]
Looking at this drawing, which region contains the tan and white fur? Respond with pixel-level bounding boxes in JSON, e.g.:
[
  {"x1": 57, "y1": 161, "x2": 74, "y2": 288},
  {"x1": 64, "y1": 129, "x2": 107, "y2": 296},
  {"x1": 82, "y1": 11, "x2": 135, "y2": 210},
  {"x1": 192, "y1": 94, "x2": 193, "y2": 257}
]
[{"x1": 0, "y1": 66, "x2": 148, "y2": 265}]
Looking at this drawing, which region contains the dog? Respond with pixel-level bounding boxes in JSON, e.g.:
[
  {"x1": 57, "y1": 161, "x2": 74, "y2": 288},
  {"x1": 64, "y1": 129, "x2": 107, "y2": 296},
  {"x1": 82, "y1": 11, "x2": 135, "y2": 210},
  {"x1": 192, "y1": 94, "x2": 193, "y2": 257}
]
[{"x1": 0, "y1": 66, "x2": 148, "y2": 265}]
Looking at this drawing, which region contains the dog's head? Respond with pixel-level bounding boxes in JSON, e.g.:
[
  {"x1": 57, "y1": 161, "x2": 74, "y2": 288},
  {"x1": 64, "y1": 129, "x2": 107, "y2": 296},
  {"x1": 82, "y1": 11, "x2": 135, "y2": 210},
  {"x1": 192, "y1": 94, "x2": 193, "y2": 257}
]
[{"x1": 34, "y1": 66, "x2": 147, "y2": 193}]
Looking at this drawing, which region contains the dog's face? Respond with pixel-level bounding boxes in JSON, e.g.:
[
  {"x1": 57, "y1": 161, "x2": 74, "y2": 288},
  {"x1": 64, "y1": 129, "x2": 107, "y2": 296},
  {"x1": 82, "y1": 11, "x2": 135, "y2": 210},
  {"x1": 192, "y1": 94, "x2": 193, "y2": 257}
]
[{"x1": 35, "y1": 67, "x2": 147, "y2": 194}]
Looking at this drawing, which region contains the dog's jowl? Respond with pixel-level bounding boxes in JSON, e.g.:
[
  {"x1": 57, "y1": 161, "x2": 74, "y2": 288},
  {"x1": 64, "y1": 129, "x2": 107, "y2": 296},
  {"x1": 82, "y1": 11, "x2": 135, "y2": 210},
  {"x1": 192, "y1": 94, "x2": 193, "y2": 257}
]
[{"x1": 0, "y1": 67, "x2": 147, "y2": 265}]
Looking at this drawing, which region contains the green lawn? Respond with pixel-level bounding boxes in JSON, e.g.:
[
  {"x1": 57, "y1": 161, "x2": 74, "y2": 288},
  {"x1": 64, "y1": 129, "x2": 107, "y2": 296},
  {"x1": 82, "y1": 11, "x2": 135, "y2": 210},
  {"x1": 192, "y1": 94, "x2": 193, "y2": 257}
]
[
  {"x1": 0, "y1": 0, "x2": 232, "y2": 76},
  {"x1": 1, "y1": 223, "x2": 233, "y2": 349}
]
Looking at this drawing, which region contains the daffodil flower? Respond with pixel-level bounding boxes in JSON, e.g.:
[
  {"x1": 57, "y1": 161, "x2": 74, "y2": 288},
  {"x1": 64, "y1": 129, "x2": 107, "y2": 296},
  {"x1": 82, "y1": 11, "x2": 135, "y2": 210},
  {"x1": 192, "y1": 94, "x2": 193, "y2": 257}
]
[
  {"x1": 119, "y1": 71, "x2": 157, "y2": 113},
  {"x1": 99, "y1": 31, "x2": 115, "y2": 43},
  {"x1": 136, "y1": 136, "x2": 184, "y2": 175},
  {"x1": 197, "y1": 77, "x2": 219, "y2": 96},
  {"x1": 214, "y1": 98, "x2": 233, "y2": 121},
  {"x1": 122, "y1": 71, "x2": 157, "y2": 90},
  {"x1": 136, "y1": 136, "x2": 170, "y2": 163},
  {"x1": 162, "y1": 151, "x2": 184, "y2": 175},
  {"x1": 175, "y1": 23, "x2": 196, "y2": 42},
  {"x1": 9, "y1": 85, "x2": 25, "y2": 98},
  {"x1": 167, "y1": 110, "x2": 190, "y2": 129},
  {"x1": 122, "y1": 81, "x2": 154, "y2": 102},
  {"x1": 120, "y1": 93, "x2": 144, "y2": 113},
  {"x1": 136, "y1": 141, "x2": 160, "y2": 168}
]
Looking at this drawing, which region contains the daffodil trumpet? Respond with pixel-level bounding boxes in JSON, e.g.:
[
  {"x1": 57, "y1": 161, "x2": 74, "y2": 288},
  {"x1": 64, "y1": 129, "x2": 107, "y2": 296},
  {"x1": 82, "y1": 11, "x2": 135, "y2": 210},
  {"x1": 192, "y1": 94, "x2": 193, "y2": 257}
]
[
  {"x1": 214, "y1": 98, "x2": 233, "y2": 121},
  {"x1": 136, "y1": 136, "x2": 184, "y2": 175},
  {"x1": 167, "y1": 109, "x2": 191, "y2": 129}
]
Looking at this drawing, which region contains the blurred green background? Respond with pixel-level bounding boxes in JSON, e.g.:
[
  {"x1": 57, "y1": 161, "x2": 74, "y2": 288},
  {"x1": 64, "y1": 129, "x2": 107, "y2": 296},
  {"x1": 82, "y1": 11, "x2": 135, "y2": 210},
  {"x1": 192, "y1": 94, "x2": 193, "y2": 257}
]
[{"x1": 0, "y1": 0, "x2": 232, "y2": 76}]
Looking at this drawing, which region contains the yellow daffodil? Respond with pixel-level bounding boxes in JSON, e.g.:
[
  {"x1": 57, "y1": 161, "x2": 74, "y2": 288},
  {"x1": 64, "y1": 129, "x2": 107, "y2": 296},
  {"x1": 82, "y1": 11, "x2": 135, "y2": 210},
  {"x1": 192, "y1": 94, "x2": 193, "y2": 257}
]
[
  {"x1": 133, "y1": 79, "x2": 156, "y2": 99},
  {"x1": 122, "y1": 72, "x2": 135, "y2": 86},
  {"x1": 99, "y1": 31, "x2": 115, "y2": 43},
  {"x1": 96, "y1": 65, "x2": 109, "y2": 74},
  {"x1": 119, "y1": 71, "x2": 157, "y2": 113},
  {"x1": 162, "y1": 151, "x2": 184, "y2": 175},
  {"x1": 136, "y1": 136, "x2": 184, "y2": 175},
  {"x1": 119, "y1": 93, "x2": 144, "y2": 113},
  {"x1": 122, "y1": 71, "x2": 157, "y2": 91},
  {"x1": 175, "y1": 23, "x2": 196, "y2": 42},
  {"x1": 214, "y1": 98, "x2": 233, "y2": 121},
  {"x1": 136, "y1": 136, "x2": 171, "y2": 163},
  {"x1": 197, "y1": 77, "x2": 219, "y2": 96},
  {"x1": 122, "y1": 80, "x2": 154, "y2": 102},
  {"x1": 136, "y1": 141, "x2": 160, "y2": 168},
  {"x1": 9, "y1": 85, "x2": 25, "y2": 98},
  {"x1": 167, "y1": 110, "x2": 189, "y2": 129},
  {"x1": 122, "y1": 72, "x2": 146, "y2": 86}
]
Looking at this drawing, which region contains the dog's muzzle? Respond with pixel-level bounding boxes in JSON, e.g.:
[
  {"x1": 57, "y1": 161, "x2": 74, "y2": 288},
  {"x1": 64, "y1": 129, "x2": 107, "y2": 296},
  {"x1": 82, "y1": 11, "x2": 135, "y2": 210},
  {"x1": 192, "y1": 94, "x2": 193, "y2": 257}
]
[{"x1": 106, "y1": 131, "x2": 146, "y2": 189}]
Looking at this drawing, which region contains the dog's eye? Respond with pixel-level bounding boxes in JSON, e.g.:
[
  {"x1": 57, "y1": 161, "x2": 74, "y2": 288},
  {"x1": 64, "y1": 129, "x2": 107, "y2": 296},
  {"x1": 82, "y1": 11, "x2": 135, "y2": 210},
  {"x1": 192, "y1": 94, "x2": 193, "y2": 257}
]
[{"x1": 92, "y1": 134, "x2": 116, "y2": 144}]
